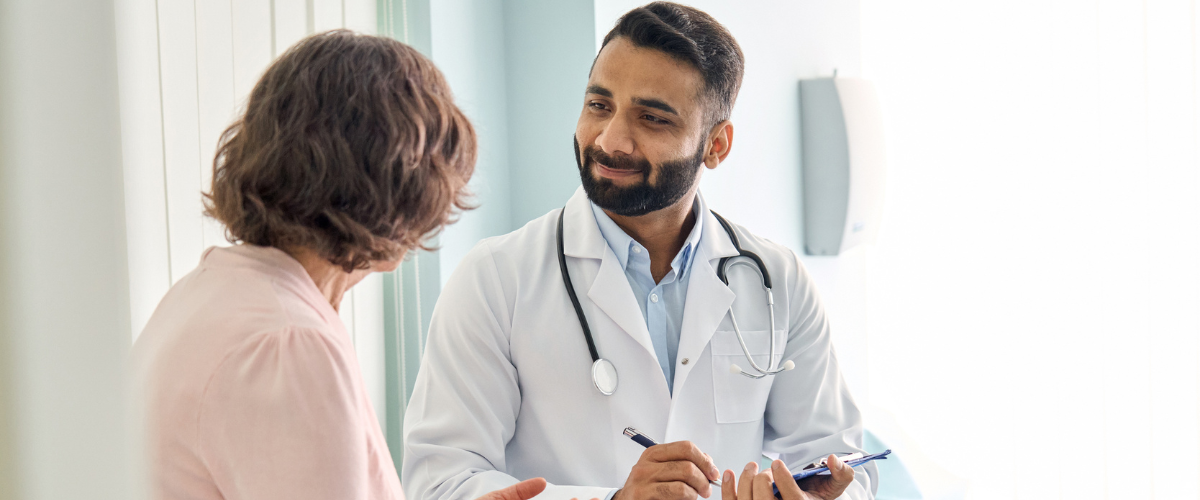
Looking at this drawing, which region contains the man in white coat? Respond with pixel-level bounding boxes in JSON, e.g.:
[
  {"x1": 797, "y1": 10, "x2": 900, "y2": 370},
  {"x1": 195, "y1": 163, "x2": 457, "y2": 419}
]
[{"x1": 402, "y1": 3, "x2": 877, "y2": 500}]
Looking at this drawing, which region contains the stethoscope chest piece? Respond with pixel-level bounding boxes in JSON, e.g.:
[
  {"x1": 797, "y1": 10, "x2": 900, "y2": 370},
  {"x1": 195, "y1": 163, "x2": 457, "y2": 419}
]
[{"x1": 592, "y1": 358, "x2": 618, "y2": 395}]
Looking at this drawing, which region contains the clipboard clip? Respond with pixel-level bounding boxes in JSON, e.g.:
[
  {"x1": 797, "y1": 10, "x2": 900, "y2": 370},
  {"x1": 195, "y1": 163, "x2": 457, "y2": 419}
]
[{"x1": 802, "y1": 452, "x2": 864, "y2": 471}]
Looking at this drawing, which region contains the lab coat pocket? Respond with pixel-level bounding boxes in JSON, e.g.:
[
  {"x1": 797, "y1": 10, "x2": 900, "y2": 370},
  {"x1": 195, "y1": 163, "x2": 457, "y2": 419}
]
[{"x1": 709, "y1": 329, "x2": 785, "y2": 424}]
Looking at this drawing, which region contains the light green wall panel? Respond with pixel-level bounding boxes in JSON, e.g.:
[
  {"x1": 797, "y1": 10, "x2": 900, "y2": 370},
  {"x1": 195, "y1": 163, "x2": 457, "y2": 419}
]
[
  {"x1": 503, "y1": 0, "x2": 597, "y2": 226},
  {"x1": 381, "y1": 251, "x2": 439, "y2": 474},
  {"x1": 376, "y1": 0, "x2": 439, "y2": 475},
  {"x1": 378, "y1": 0, "x2": 431, "y2": 54}
]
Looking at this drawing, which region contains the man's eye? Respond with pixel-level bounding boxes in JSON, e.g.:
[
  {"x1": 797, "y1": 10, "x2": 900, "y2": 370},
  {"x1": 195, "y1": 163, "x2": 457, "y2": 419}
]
[
  {"x1": 588, "y1": 102, "x2": 609, "y2": 111},
  {"x1": 643, "y1": 114, "x2": 669, "y2": 125}
]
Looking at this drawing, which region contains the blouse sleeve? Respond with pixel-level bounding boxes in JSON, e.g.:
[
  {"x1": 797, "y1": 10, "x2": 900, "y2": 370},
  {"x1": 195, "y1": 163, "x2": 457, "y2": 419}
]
[{"x1": 196, "y1": 326, "x2": 369, "y2": 500}]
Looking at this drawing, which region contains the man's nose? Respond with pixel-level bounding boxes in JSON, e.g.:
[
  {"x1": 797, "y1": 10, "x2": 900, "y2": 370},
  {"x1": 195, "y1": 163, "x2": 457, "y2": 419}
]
[{"x1": 595, "y1": 116, "x2": 635, "y2": 156}]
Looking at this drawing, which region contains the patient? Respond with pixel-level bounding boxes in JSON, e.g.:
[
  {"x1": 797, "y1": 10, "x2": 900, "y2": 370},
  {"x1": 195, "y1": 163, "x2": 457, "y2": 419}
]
[{"x1": 132, "y1": 30, "x2": 544, "y2": 500}]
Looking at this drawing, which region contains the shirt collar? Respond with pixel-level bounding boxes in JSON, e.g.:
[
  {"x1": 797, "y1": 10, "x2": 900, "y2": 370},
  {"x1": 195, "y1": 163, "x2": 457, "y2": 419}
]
[{"x1": 589, "y1": 194, "x2": 706, "y2": 276}]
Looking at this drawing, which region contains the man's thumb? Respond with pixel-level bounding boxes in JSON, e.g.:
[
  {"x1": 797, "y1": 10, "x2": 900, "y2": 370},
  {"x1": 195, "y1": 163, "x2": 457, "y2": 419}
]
[{"x1": 822, "y1": 455, "x2": 855, "y2": 499}]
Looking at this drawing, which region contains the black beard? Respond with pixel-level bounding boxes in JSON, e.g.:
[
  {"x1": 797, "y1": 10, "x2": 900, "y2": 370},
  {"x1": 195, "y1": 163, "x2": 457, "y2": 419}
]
[{"x1": 573, "y1": 135, "x2": 706, "y2": 217}]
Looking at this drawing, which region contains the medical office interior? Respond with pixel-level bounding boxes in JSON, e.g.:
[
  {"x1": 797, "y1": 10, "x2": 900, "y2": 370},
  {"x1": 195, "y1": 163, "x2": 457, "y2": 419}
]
[{"x1": 1, "y1": 0, "x2": 1198, "y2": 498}]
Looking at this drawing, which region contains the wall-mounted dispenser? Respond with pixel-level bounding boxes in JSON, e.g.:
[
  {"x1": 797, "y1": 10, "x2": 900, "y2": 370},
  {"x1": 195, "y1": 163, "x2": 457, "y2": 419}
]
[{"x1": 799, "y1": 77, "x2": 887, "y2": 256}]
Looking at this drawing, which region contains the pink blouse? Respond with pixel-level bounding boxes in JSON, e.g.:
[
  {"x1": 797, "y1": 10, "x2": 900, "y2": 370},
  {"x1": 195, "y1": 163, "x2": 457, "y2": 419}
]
[{"x1": 134, "y1": 245, "x2": 403, "y2": 500}]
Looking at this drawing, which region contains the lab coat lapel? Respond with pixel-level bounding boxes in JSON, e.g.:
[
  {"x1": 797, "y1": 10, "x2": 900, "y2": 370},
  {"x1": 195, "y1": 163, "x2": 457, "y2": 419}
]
[
  {"x1": 561, "y1": 188, "x2": 658, "y2": 364},
  {"x1": 587, "y1": 253, "x2": 657, "y2": 360},
  {"x1": 672, "y1": 207, "x2": 739, "y2": 394}
]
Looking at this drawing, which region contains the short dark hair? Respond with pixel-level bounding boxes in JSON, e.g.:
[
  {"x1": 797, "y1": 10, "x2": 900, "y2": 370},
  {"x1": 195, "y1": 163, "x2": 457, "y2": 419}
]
[
  {"x1": 599, "y1": 2, "x2": 744, "y2": 125},
  {"x1": 204, "y1": 30, "x2": 476, "y2": 272}
]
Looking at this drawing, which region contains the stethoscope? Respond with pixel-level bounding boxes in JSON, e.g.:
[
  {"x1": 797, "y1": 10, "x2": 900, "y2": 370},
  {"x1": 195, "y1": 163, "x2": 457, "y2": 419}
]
[{"x1": 556, "y1": 208, "x2": 795, "y2": 396}]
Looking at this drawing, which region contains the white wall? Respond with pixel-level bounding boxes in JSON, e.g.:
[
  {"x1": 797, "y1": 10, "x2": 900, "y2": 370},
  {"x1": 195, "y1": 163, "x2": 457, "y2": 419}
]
[
  {"x1": 115, "y1": 0, "x2": 386, "y2": 424},
  {"x1": 0, "y1": 1, "x2": 140, "y2": 498}
]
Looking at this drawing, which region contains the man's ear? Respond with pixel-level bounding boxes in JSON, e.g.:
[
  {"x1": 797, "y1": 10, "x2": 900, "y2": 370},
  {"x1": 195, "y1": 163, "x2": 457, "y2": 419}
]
[{"x1": 704, "y1": 120, "x2": 734, "y2": 169}]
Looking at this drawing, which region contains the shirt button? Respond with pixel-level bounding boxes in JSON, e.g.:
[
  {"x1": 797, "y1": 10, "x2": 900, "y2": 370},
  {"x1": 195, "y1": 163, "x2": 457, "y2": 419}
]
[
  {"x1": 681, "y1": 358, "x2": 689, "y2": 365},
  {"x1": 650, "y1": 293, "x2": 659, "y2": 303},
  {"x1": 632, "y1": 247, "x2": 642, "y2": 254}
]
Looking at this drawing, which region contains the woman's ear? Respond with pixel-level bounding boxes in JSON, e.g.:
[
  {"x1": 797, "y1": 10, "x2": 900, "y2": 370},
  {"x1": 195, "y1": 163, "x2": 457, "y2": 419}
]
[{"x1": 704, "y1": 120, "x2": 734, "y2": 169}]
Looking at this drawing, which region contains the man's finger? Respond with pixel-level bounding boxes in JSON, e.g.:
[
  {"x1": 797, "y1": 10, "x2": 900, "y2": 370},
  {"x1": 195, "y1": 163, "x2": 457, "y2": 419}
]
[
  {"x1": 770, "y1": 460, "x2": 803, "y2": 500},
  {"x1": 721, "y1": 470, "x2": 736, "y2": 500},
  {"x1": 655, "y1": 481, "x2": 700, "y2": 500},
  {"x1": 751, "y1": 469, "x2": 775, "y2": 500},
  {"x1": 648, "y1": 460, "x2": 712, "y2": 498},
  {"x1": 736, "y1": 462, "x2": 757, "y2": 500},
  {"x1": 646, "y1": 441, "x2": 721, "y2": 481}
]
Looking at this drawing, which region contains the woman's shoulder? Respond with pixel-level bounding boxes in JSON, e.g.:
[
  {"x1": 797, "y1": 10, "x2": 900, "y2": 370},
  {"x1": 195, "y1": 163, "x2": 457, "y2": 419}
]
[
  {"x1": 134, "y1": 247, "x2": 350, "y2": 409},
  {"x1": 205, "y1": 324, "x2": 357, "y2": 392}
]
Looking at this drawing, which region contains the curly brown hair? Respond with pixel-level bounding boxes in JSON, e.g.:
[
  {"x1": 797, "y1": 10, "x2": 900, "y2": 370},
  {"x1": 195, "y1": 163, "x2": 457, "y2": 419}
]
[{"x1": 204, "y1": 30, "x2": 476, "y2": 272}]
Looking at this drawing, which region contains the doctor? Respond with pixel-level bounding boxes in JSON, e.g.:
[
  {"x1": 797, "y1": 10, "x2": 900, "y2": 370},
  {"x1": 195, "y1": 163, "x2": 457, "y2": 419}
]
[{"x1": 402, "y1": 3, "x2": 876, "y2": 500}]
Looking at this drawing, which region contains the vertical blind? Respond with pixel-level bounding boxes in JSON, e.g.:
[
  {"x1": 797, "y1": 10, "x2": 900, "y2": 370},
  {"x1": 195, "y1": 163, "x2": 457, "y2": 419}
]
[{"x1": 860, "y1": 0, "x2": 1199, "y2": 498}]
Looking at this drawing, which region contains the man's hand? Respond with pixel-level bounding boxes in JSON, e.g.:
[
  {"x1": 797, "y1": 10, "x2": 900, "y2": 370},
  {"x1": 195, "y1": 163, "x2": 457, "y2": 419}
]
[
  {"x1": 477, "y1": 478, "x2": 548, "y2": 500},
  {"x1": 613, "y1": 441, "x2": 722, "y2": 500},
  {"x1": 720, "y1": 456, "x2": 854, "y2": 500}
]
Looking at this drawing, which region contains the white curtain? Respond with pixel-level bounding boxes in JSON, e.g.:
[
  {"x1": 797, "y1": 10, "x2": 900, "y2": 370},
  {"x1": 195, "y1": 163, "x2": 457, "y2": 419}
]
[{"x1": 860, "y1": 0, "x2": 1200, "y2": 498}]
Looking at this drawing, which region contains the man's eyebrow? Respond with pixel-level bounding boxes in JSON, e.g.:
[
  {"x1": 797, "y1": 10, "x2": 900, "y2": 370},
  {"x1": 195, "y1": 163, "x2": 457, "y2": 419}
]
[
  {"x1": 585, "y1": 85, "x2": 679, "y2": 117},
  {"x1": 585, "y1": 85, "x2": 613, "y2": 97},
  {"x1": 632, "y1": 97, "x2": 678, "y2": 116}
]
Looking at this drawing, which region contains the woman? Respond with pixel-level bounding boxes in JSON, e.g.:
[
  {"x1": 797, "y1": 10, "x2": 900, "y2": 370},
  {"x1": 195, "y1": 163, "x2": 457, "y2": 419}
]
[{"x1": 133, "y1": 30, "x2": 543, "y2": 500}]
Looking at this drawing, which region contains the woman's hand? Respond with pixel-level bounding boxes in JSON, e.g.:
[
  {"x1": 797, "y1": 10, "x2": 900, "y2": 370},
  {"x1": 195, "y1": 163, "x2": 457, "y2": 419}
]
[
  {"x1": 720, "y1": 456, "x2": 854, "y2": 500},
  {"x1": 476, "y1": 478, "x2": 548, "y2": 500},
  {"x1": 474, "y1": 478, "x2": 600, "y2": 500}
]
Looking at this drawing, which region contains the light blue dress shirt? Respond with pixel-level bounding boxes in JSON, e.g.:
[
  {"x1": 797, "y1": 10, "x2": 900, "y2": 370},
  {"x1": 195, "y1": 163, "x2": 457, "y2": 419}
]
[{"x1": 589, "y1": 196, "x2": 704, "y2": 394}]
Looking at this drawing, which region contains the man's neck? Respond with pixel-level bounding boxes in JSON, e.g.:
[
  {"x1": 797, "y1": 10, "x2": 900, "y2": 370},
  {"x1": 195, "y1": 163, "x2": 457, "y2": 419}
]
[{"x1": 605, "y1": 192, "x2": 698, "y2": 283}]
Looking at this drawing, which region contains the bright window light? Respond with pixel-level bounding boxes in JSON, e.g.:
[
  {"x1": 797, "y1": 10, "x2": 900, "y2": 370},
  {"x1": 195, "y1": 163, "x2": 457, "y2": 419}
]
[{"x1": 860, "y1": 0, "x2": 1199, "y2": 498}]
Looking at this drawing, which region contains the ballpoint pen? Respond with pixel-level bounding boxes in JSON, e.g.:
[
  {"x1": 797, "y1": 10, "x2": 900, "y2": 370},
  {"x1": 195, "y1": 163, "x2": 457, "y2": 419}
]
[{"x1": 623, "y1": 427, "x2": 723, "y2": 487}]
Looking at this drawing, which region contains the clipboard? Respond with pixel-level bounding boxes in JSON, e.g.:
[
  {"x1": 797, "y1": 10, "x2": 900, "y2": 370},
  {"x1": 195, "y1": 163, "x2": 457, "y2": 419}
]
[{"x1": 772, "y1": 450, "x2": 891, "y2": 497}]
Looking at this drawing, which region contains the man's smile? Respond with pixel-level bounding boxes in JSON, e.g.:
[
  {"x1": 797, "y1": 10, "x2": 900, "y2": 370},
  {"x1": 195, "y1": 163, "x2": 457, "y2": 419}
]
[{"x1": 595, "y1": 162, "x2": 643, "y2": 180}]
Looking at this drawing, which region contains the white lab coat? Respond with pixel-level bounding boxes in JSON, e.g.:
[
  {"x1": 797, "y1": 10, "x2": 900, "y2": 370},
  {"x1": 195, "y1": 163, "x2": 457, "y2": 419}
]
[{"x1": 402, "y1": 188, "x2": 876, "y2": 500}]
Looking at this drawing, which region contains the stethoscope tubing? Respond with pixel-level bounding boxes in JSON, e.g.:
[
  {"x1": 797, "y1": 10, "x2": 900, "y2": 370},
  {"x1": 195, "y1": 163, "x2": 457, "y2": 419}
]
[
  {"x1": 709, "y1": 211, "x2": 789, "y2": 377},
  {"x1": 557, "y1": 210, "x2": 602, "y2": 363},
  {"x1": 556, "y1": 207, "x2": 787, "y2": 395}
]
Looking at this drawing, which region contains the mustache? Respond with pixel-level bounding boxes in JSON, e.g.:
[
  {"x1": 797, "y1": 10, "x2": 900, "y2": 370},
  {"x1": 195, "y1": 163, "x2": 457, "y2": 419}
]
[{"x1": 584, "y1": 145, "x2": 651, "y2": 173}]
